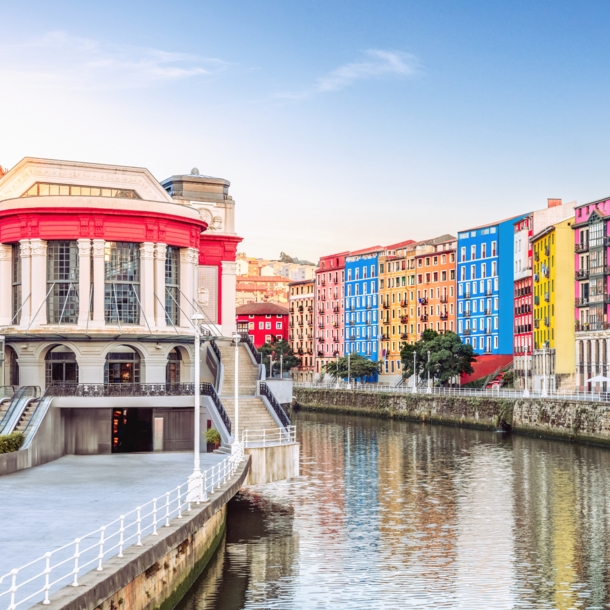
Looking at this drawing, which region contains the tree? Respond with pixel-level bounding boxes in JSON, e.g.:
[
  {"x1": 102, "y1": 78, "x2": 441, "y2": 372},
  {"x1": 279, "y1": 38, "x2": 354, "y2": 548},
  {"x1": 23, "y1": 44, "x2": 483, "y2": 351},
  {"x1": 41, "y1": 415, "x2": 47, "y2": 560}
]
[
  {"x1": 324, "y1": 355, "x2": 379, "y2": 381},
  {"x1": 400, "y1": 330, "x2": 476, "y2": 387},
  {"x1": 258, "y1": 337, "x2": 301, "y2": 376}
]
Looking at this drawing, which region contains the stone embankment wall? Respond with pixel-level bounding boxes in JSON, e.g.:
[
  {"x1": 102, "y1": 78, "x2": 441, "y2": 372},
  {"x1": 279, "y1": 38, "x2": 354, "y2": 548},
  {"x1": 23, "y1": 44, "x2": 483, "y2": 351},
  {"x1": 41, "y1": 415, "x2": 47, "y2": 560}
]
[
  {"x1": 293, "y1": 388, "x2": 610, "y2": 447},
  {"x1": 33, "y1": 458, "x2": 250, "y2": 610}
]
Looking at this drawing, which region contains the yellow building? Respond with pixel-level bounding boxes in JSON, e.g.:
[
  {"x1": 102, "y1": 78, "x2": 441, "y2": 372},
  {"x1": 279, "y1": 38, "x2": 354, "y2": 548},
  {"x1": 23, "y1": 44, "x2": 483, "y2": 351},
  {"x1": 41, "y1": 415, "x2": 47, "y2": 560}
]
[{"x1": 532, "y1": 217, "x2": 575, "y2": 391}]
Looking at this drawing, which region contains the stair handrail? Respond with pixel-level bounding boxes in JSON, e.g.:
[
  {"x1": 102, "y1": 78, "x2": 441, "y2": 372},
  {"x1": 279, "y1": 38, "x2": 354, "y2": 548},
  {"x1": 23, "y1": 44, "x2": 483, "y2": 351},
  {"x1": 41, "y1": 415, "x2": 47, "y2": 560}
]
[
  {"x1": 0, "y1": 386, "x2": 15, "y2": 400},
  {"x1": 259, "y1": 381, "x2": 291, "y2": 428},
  {"x1": 0, "y1": 386, "x2": 40, "y2": 434},
  {"x1": 238, "y1": 332, "x2": 262, "y2": 364},
  {"x1": 201, "y1": 382, "x2": 232, "y2": 435}
]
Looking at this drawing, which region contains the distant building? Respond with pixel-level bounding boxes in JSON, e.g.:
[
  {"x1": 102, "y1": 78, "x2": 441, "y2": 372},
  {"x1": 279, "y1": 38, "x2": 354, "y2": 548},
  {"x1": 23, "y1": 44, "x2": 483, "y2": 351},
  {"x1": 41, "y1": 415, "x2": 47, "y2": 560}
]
[
  {"x1": 288, "y1": 279, "x2": 315, "y2": 382},
  {"x1": 235, "y1": 275, "x2": 291, "y2": 305},
  {"x1": 531, "y1": 218, "x2": 575, "y2": 391},
  {"x1": 236, "y1": 302, "x2": 289, "y2": 348},
  {"x1": 314, "y1": 252, "x2": 348, "y2": 378}
]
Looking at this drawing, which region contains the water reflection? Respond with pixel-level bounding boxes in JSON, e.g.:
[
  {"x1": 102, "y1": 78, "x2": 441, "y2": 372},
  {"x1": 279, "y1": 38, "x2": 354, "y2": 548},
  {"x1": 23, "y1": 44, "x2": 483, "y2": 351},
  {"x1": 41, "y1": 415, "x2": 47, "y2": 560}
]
[{"x1": 178, "y1": 410, "x2": 610, "y2": 609}]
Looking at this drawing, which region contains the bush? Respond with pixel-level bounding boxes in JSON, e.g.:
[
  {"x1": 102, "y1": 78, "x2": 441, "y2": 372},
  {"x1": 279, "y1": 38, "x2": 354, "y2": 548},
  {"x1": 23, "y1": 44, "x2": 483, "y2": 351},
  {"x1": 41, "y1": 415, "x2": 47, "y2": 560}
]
[
  {"x1": 0, "y1": 431, "x2": 25, "y2": 454},
  {"x1": 205, "y1": 428, "x2": 221, "y2": 445}
]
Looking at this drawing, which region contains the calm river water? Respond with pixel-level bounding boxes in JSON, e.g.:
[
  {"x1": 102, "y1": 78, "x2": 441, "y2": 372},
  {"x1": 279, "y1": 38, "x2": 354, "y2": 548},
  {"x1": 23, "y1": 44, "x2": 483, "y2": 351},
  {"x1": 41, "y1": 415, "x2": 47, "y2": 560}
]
[{"x1": 176, "y1": 409, "x2": 610, "y2": 609}]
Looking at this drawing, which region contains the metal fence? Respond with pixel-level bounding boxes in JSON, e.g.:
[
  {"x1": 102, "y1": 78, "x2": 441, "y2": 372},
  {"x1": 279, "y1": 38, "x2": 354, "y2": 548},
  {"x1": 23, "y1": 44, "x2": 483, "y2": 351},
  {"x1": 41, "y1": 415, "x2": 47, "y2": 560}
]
[
  {"x1": 0, "y1": 446, "x2": 245, "y2": 610},
  {"x1": 241, "y1": 426, "x2": 297, "y2": 447},
  {"x1": 293, "y1": 381, "x2": 610, "y2": 403}
]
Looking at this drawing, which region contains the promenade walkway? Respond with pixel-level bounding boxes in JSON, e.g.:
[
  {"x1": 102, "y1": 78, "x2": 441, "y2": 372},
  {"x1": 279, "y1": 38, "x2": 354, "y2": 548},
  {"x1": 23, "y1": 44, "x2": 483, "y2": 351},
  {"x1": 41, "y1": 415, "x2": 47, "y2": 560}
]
[{"x1": 0, "y1": 452, "x2": 224, "y2": 578}]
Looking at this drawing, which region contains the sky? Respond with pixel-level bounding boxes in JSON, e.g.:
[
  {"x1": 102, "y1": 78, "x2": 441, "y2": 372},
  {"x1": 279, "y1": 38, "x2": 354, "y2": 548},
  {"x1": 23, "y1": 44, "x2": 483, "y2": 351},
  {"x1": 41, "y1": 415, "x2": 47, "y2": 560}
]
[{"x1": 2, "y1": 0, "x2": 610, "y2": 261}]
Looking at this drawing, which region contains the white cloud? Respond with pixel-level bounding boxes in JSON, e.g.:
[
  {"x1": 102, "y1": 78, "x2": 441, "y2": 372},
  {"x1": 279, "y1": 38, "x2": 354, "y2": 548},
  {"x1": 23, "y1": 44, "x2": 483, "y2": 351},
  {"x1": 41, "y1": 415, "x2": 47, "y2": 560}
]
[
  {"x1": 0, "y1": 31, "x2": 227, "y2": 90},
  {"x1": 277, "y1": 49, "x2": 420, "y2": 99}
]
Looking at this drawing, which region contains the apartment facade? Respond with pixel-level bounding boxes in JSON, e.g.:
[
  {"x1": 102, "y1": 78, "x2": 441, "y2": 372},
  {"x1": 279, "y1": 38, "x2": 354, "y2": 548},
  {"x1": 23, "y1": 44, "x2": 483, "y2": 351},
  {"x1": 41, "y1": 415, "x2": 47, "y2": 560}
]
[
  {"x1": 288, "y1": 279, "x2": 315, "y2": 382},
  {"x1": 314, "y1": 252, "x2": 347, "y2": 377},
  {"x1": 531, "y1": 218, "x2": 575, "y2": 391}
]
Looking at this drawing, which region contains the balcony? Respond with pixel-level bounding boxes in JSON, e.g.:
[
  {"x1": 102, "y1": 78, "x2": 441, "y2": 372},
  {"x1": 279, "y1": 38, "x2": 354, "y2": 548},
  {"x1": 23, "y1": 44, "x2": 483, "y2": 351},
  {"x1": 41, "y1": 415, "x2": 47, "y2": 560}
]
[
  {"x1": 400, "y1": 316, "x2": 408, "y2": 323},
  {"x1": 590, "y1": 265, "x2": 610, "y2": 276},
  {"x1": 534, "y1": 319, "x2": 540, "y2": 328},
  {"x1": 400, "y1": 300, "x2": 408, "y2": 307},
  {"x1": 298, "y1": 306, "x2": 304, "y2": 312},
  {"x1": 576, "y1": 297, "x2": 589, "y2": 307},
  {"x1": 298, "y1": 320, "x2": 304, "y2": 326},
  {"x1": 440, "y1": 312, "x2": 448, "y2": 320},
  {"x1": 317, "y1": 336, "x2": 324, "y2": 342},
  {"x1": 420, "y1": 314, "x2": 428, "y2": 322},
  {"x1": 333, "y1": 277, "x2": 339, "y2": 284},
  {"x1": 440, "y1": 295, "x2": 448, "y2": 303},
  {"x1": 366, "y1": 303, "x2": 372, "y2": 309},
  {"x1": 462, "y1": 329, "x2": 472, "y2": 335},
  {"x1": 575, "y1": 242, "x2": 589, "y2": 253},
  {"x1": 348, "y1": 319, "x2": 355, "y2": 325},
  {"x1": 333, "y1": 305, "x2": 340, "y2": 313},
  {"x1": 420, "y1": 297, "x2": 428, "y2": 305},
  {"x1": 332, "y1": 322, "x2": 339, "y2": 328},
  {"x1": 576, "y1": 321, "x2": 610, "y2": 332},
  {"x1": 463, "y1": 310, "x2": 471, "y2": 317},
  {"x1": 382, "y1": 303, "x2": 390, "y2": 309},
  {"x1": 307, "y1": 305, "x2": 313, "y2": 312},
  {"x1": 381, "y1": 334, "x2": 390, "y2": 340},
  {"x1": 320, "y1": 279, "x2": 326, "y2": 286},
  {"x1": 545, "y1": 246, "x2": 550, "y2": 256},
  {"x1": 317, "y1": 322, "x2": 325, "y2": 329},
  {"x1": 400, "y1": 333, "x2": 408, "y2": 340},
  {"x1": 544, "y1": 317, "x2": 550, "y2": 327},
  {"x1": 485, "y1": 289, "x2": 493, "y2": 296},
  {"x1": 544, "y1": 292, "x2": 550, "y2": 302},
  {"x1": 576, "y1": 269, "x2": 590, "y2": 280},
  {"x1": 383, "y1": 318, "x2": 390, "y2": 325},
  {"x1": 317, "y1": 351, "x2": 324, "y2": 357}
]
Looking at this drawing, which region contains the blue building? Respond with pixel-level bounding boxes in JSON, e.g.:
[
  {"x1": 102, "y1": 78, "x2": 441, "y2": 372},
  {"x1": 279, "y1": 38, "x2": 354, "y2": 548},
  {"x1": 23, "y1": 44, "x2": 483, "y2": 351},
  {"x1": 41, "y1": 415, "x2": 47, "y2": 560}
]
[
  {"x1": 344, "y1": 247, "x2": 382, "y2": 364},
  {"x1": 456, "y1": 215, "x2": 527, "y2": 356}
]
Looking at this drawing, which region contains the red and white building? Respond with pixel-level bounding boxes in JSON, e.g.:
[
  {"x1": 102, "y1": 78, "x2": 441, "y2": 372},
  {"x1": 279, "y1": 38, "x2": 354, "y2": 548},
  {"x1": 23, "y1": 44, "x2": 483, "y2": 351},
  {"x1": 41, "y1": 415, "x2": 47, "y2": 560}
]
[
  {"x1": 236, "y1": 302, "x2": 289, "y2": 348},
  {"x1": 314, "y1": 251, "x2": 348, "y2": 377},
  {"x1": 0, "y1": 157, "x2": 242, "y2": 452}
]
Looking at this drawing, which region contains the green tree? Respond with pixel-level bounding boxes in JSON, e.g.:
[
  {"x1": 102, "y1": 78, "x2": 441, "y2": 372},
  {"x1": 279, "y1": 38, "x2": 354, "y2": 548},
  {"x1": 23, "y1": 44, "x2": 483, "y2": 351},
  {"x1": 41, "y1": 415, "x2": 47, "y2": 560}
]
[
  {"x1": 258, "y1": 337, "x2": 301, "y2": 377},
  {"x1": 324, "y1": 355, "x2": 379, "y2": 381},
  {"x1": 400, "y1": 330, "x2": 476, "y2": 387}
]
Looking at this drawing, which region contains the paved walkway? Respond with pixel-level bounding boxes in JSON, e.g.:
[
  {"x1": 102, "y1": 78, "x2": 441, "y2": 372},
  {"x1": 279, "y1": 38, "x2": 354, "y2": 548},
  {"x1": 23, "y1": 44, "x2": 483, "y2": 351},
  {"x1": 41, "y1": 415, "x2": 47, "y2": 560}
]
[{"x1": 0, "y1": 452, "x2": 224, "y2": 577}]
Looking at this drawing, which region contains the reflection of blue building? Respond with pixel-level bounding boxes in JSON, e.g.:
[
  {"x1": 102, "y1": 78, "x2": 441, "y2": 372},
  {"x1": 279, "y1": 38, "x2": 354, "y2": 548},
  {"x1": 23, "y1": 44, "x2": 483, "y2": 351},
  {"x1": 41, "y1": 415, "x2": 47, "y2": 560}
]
[
  {"x1": 344, "y1": 248, "x2": 382, "y2": 369},
  {"x1": 457, "y1": 215, "x2": 526, "y2": 355}
]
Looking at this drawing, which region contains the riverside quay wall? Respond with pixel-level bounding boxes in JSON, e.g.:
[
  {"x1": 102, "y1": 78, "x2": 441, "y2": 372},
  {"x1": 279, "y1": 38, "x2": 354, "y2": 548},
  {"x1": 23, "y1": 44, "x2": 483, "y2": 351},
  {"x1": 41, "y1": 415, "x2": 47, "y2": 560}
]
[{"x1": 293, "y1": 388, "x2": 610, "y2": 447}]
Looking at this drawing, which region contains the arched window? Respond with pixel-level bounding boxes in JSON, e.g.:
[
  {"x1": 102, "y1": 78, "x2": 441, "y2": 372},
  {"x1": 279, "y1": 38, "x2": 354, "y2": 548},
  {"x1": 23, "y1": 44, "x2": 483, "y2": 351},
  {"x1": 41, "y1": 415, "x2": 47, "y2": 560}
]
[
  {"x1": 5, "y1": 345, "x2": 19, "y2": 386},
  {"x1": 166, "y1": 348, "x2": 181, "y2": 384},
  {"x1": 45, "y1": 346, "x2": 78, "y2": 386},
  {"x1": 105, "y1": 346, "x2": 140, "y2": 384}
]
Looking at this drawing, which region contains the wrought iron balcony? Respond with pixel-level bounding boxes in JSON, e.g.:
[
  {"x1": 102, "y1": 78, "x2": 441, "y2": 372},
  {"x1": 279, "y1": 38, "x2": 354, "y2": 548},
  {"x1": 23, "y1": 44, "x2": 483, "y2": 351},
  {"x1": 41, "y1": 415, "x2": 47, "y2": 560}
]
[
  {"x1": 440, "y1": 312, "x2": 449, "y2": 320},
  {"x1": 419, "y1": 297, "x2": 428, "y2": 305},
  {"x1": 48, "y1": 382, "x2": 205, "y2": 398},
  {"x1": 576, "y1": 269, "x2": 590, "y2": 280},
  {"x1": 420, "y1": 314, "x2": 428, "y2": 322},
  {"x1": 462, "y1": 329, "x2": 472, "y2": 335},
  {"x1": 575, "y1": 297, "x2": 589, "y2": 307},
  {"x1": 544, "y1": 292, "x2": 550, "y2": 302},
  {"x1": 575, "y1": 242, "x2": 589, "y2": 253},
  {"x1": 400, "y1": 316, "x2": 408, "y2": 323},
  {"x1": 440, "y1": 295, "x2": 448, "y2": 303},
  {"x1": 400, "y1": 333, "x2": 408, "y2": 339}
]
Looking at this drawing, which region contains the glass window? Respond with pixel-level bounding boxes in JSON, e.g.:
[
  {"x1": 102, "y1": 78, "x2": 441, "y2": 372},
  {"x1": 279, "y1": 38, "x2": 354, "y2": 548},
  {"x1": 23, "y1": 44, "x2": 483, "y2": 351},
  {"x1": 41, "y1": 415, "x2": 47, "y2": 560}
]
[
  {"x1": 12, "y1": 244, "x2": 21, "y2": 325},
  {"x1": 21, "y1": 182, "x2": 140, "y2": 200},
  {"x1": 165, "y1": 246, "x2": 180, "y2": 326},
  {"x1": 47, "y1": 241, "x2": 79, "y2": 324},
  {"x1": 105, "y1": 346, "x2": 140, "y2": 383},
  {"x1": 104, "y1": 242, "x2": 140, "y2": 325},
  {"x1": 45, "y1": 345, "x2": 78, "y2": 386}
]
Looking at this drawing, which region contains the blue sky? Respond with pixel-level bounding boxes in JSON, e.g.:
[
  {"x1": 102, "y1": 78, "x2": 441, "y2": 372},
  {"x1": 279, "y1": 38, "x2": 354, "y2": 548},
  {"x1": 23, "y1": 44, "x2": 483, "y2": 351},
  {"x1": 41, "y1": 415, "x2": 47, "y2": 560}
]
[{"x1": 2, "y1": 0, "x2": 610, "y2": 260}]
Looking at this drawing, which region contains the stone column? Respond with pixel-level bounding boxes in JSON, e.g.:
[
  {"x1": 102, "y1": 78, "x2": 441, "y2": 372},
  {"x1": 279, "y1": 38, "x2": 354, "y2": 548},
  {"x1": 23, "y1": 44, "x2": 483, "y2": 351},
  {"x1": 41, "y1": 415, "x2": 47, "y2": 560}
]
[
  {"x1": 221, "y1": 261, "x2": 237, "y2": 335},
  {"x1": 140, "y1": 243, "x2": 155, "y2": 329},
  {"x1": 29, "y1": 239, "x2": 48, "y2": 327},
  {"x1": 179, "y1": 248, "x2": 198, "y2": 328},
  {"x1": 0, "y1": 245, "x2": 12, "y2": 326},
  {"x1": 91, "y1": 239, "x2": 105, "y2": 327},
  {"x1": 154, "y1": 243, "x2": 167, "y2": 330},
  {"x1": 18, "y1": 240, "x2": 31, "y2": 328},
  {"x1": 77, "y1": 239, "x2": 92, "y2": 328}
]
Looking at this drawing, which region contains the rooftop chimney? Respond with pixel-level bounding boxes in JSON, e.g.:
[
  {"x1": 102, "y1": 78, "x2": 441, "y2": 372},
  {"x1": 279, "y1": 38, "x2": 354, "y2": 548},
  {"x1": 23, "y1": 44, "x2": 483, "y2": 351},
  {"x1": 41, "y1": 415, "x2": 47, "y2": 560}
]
[{"x1": 548, "y1": 198, "x2": 562, "y2": 208}]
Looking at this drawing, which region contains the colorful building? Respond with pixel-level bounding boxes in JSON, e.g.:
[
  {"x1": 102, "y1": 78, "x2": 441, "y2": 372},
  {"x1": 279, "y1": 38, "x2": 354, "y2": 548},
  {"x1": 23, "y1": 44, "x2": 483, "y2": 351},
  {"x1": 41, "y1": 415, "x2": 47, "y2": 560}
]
[
  {"x1": 513, "y1": 199, "x2": 577, "y2": 389},
  {"x1": 235, "y1": 302, "x2": 289, "y2": 347},
  {"x1": 314, "y1": 252, "x2": 347, "y2": 377},
  {"x1": 457, "y1": 215, "x2": 527, "y2": 360},
  {"x1": 531, "y1": 218, "x2": 575, "y2": 391},
  {"x1": 345, "y1": 247, "x2": 383, "y2": 368},
  {"x1": 288, "y1": 279, "x2": 315, "y2": 382},
  {"x1": 235, "y1": 275, "x2": 291, "y2": 306},
  {"x1": 573, "y1": 197, "x2": 610, "y2": 391}
]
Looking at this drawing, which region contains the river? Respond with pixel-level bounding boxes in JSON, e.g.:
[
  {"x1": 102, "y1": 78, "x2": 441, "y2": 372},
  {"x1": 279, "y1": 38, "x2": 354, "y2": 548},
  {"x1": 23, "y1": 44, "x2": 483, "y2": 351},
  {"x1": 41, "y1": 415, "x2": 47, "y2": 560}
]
[{"x1": 176, "y1": 409, "x2": 610, "y2": 609}]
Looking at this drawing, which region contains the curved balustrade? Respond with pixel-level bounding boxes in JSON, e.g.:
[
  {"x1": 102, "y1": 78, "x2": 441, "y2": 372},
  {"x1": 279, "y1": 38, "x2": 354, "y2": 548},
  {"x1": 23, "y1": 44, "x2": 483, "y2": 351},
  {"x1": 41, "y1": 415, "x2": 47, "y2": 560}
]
[
  {"x1": 201, "y1": 382, "x2": 232, "y2": 435},
  {"x1": 47, "y1": 383, "x2": 201, "y2": 397},
  {"x1": 259, "y1": 382, "x2": 290, "y2": 428},
  {"x1": 210, "y1": 339, "x2": 222, "y2": 363},
  {"x1": 238, "y1": 332, "x2": 262, "y2": 364}
]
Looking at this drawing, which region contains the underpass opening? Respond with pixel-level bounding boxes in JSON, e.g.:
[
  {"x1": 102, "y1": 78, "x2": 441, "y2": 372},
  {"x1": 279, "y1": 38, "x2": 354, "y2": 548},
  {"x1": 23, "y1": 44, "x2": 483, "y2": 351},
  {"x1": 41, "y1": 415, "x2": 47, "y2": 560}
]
[{"x1": 112, "y1": 408, "x2": 153, "y2": 453}]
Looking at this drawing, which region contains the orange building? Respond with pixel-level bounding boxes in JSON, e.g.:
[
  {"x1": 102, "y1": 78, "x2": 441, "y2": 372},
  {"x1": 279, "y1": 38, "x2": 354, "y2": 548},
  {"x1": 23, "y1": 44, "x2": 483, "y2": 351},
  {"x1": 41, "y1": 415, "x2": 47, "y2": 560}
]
[
  {"x1": 235, "y1": 275, "x2": 290, "y2": 306},
  {"x1": 414, "y1": 237, "x2": 457, "y2": 336}
]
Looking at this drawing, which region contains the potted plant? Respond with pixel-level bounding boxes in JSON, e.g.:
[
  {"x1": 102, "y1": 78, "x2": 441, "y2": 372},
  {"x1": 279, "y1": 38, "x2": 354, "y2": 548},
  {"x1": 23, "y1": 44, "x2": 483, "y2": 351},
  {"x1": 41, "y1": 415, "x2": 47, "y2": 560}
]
[{"x1": 206, "y1": 428, "x2": 221, "y2": 452}]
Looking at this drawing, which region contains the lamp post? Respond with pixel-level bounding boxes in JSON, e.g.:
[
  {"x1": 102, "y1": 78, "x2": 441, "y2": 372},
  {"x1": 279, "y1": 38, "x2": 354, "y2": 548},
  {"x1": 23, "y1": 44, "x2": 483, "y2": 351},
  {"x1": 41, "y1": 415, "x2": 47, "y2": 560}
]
[
  {"x1": 427, "y1": 350, "x2": 432, "y2": 394},
  {"x1": 541, "y1": 346, "x2": 548, "y2": 397},
  {"x1": 232, "y1": 333, "x2": 241, "y2": 451},
  {"x1": 346, "y1": 351, "x2": 351, "y2": 389},
  {"x1": 523, "y1": 347, "x2": 530, "y2": 398},
  {"x1": 412, "y1": 351, "x2": 417, "y2": 393},
  {"x1": 188, "y1": 313, "x2": 205, "y2": 501}
]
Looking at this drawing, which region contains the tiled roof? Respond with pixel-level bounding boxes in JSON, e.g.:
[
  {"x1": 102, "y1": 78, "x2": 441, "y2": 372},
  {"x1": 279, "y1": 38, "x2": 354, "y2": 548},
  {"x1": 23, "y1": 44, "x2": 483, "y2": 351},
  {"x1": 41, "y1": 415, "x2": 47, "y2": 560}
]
[{"x1": 236, "y1": 303, "x2": 289, "y2": 315}]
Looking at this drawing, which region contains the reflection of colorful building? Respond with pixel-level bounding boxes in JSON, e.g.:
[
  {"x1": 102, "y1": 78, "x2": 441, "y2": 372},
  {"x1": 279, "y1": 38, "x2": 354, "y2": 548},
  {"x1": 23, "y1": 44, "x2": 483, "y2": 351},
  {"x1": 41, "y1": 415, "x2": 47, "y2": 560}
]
[
  {"x1": 236, "y1": 302, "x2": 289, "y2": 347},
  {"x1": 531, "y1": 218, "x2": 575, "y2": 391},
  {"x1": 288, "y1": 279, "x2": 315, "y2": 382}
]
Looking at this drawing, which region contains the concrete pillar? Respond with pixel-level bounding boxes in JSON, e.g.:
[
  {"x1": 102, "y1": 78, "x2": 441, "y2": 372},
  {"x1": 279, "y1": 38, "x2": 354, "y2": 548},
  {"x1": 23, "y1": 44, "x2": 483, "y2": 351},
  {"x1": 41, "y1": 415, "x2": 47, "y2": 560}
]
[
  {"x1": 19, "y1": 240, "x2": 31, "y2": 328},
  {"x1": 92, "y1": 239, "x2": 105, "y2": 327},
  {"x1": 179, "y1": 247, "x2": 198, "y2": 328},
  {"x1": 140, "y1": 243, "x2": 155, "y2": 329},
  {"x1": 144, "y1": 354, "x2": 169, "y2": 384},
  {"x1": 154, "y1": 243, "x2": 167, "y2": 330},
  {"x1": 77, "y1": 239, "x2": 92, "y2": 327},
  {"x1": 77, "y1": 356, "x2": 106, "y2": 384},
  {"x1": 221, "y1": 261, "x2": 237, "y2": 335},
  {"x1": 0, "y1": 244, "x2": 12, "y2": 326}
]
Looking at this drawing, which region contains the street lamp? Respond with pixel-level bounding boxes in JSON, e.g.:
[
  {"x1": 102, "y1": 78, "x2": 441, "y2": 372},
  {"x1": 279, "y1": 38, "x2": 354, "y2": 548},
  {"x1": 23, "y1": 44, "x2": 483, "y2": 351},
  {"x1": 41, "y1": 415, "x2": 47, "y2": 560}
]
[
  {"x1": 188, "y1": 312, "x2": 205, "y2": 501},
  {"x1": 346, "y1": 351, "x2": 352, "y2": 389},
  {"x1": 523, "y1": 347, "x2": 530, "y2": 398},
  {"x1": 232, "y1": 333, "x2": 241, "y2": 452},
  {"x1": 412, "y1": 351, "x2": 417, "y2": 394},
  {"x1": 427, "y1": 350, "x2": 432, "y2": 394}
]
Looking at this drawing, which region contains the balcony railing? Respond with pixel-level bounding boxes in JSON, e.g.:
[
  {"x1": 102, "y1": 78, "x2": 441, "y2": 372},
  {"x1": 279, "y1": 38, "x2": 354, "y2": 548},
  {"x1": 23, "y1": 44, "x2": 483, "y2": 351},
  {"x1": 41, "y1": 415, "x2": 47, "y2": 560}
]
[
  {"x1": 400, "y1": 333, "x2": 408, "y2": 339},
  {"x1": 576, "y1": 322, "x2": 610, "y2": 332},
  {"x1": 48, "y1": 382, "x2": 205, "y2": 398},
  {"x1": 576, "y1": 269, "x2": 590, "y2": 280},
  {"x1": 462, "y1": 329, "x2": 471, "y2": 335},
  {"x1": 440, "y1": 312, "x2": 449, "y2": 320},
  {"x1": 440, "y1": 296, "x2": 448, "y2": 303},
  {"x1": 463, "y1": 311, "x2": 471, "y2": 317},
  {"x1": 544, "y1": 292, "x2": 550, "y2": 302},
  {"x1": 400, "y1": 316, "x2": 408, "y2": 323},
  {"x1": 382, "y1": 303, "x2": 390, "y2": 309},
  {"x1": 419, "y1": 297, "x2": 428, "y2": 305},
  {"x1": 575, "y1": 242, "x2": 589, "y2": 253},
  {"x1": 575, "y1": 297, "x2": 589, "y2": 307},
  {"x1": 420, "y1": 314, "x2": 428, "y2": 322}
]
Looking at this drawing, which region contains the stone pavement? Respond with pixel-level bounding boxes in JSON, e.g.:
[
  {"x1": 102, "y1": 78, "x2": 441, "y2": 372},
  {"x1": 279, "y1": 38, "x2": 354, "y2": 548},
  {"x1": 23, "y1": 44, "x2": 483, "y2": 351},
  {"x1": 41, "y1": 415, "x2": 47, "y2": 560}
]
[{"x1": 0, "y1": 452, "x2": 225, "y2": 577}]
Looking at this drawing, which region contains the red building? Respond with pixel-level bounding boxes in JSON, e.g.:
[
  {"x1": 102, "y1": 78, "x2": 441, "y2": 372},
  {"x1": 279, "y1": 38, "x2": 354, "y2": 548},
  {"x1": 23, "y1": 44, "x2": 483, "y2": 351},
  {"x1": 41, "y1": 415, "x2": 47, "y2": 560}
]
[{"x1": 236, "y1": 303, "x2": 289, "y2": 347}]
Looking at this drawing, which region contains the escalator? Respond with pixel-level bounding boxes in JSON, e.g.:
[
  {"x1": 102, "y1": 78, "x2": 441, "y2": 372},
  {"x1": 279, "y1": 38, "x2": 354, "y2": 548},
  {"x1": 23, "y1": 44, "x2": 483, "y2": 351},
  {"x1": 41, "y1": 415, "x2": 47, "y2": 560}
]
[{"x1": 0, "y1": 386, "x2": 41, "y2": 435}]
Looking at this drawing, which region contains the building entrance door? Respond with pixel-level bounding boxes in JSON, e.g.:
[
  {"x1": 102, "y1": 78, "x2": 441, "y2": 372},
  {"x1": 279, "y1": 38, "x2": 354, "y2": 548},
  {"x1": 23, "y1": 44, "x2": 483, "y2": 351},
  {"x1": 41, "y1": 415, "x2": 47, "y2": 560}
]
[{"x1": 112, "y1": 408, "x2": 153, "y2": 453}]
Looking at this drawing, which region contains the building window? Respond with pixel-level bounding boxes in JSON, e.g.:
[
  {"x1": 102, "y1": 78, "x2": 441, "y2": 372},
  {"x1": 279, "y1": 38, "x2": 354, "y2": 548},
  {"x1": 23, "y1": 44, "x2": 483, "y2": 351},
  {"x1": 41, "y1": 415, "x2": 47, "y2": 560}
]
[
  {"x1": 12, "y1": 244, "x2": 21, "y2": 325},
  {"x1": 22, "y1": 182, "x2": 141, "y2": 200},
  {"x1": 276, "y1": 322, "x2": 282, "y2": 329},
  {"x1": 266, "y1": 322, "x2": 271, "y2": 329},
  {"x1": 165, "y1": 246, "x2": 180, "y2": 326},
  {"x1": 45, "y1": 345, "x2": 78, "y2": 386},
  {"x1": 47, "y1": 241, "x2": 79, "y2": 324},
  {"x1": 166, "y1": 347, "x2": 181, "y2": 383},
  {"x1": 259, "y1": 321, "x2": 264, "y2": 329},
  {"x1": 104, "y1": 242, "x2": 140, "y2": 325},
  {"x1": 105, "y1": 346, "x2": 140, "y2": 383}
]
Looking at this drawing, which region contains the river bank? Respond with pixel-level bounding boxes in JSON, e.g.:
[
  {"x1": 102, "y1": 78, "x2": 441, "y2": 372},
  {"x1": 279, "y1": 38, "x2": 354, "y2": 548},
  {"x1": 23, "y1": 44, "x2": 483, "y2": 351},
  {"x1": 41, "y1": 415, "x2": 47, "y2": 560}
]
[{"x1": 293, "y1": 387, "x2": 610, "y2": 447}]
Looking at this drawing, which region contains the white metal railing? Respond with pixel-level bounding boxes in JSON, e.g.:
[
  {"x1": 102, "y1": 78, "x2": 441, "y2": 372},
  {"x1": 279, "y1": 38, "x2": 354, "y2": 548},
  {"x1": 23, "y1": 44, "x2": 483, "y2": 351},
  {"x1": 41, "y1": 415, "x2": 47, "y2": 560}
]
[
  {"x1": 241, "y1": 426, "x2": 296, "y2": 447},
  {"x1": 0, "y1": 446, "x2": 245, "y2": 610},
  {"x1": 293, "y1": 381, "x2": 610, "y2": 404}
]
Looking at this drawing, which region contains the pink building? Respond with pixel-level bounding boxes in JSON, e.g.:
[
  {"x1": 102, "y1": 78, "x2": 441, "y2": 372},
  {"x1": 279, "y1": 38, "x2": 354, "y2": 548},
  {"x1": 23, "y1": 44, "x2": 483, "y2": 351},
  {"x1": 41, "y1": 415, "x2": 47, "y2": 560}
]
[{"x1": 314, "y1": 252, "x2": 348, "y2": 377}]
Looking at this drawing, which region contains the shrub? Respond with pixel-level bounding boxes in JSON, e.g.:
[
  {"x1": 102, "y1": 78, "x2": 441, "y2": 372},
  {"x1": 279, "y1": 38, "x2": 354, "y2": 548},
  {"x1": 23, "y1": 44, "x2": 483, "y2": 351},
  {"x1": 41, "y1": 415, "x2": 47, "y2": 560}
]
[
  {"x1": 0, "y1": 431, "x2": 25, "y2": 454},
  {"x1": 205, "y1": 428, "x2": 221, "y2": 445}
]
